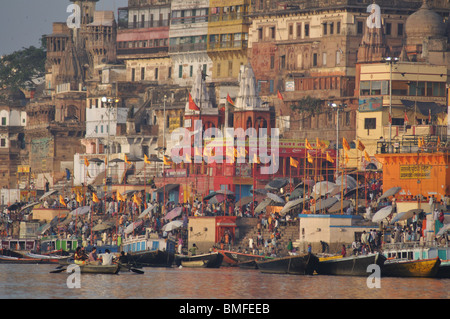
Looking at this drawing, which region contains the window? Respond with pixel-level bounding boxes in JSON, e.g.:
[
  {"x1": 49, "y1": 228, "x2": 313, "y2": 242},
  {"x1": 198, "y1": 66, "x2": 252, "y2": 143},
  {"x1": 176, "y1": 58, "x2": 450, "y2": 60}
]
[
  {"x1": 297, "y1": 23, "x2": 302, "y2": 38},
  {"x1": 141, "y1": 67, "x2": 145, "y2": 81},
  {"x1": 336, "y1": 50, "x2": 341, "y2": 65},
  {"x1": 270, "y1": 56, "x2": 275, "y2": 69},
  {"x1": 386, "y1": 23, "x2": 391, "y2": 36},
  {"x1": 330, "y1": 22, "x2": 334, "y2": 35},
  {"x1": 258, "y1": 28, "x2": 263, "y2": 40},
  {"x1": 269, "y1": 80, "x2": 274, "y2": 93},
  {"x1": 168, "y1": 67, "x2": 172, "y2": 79},
  {"x1": 1, "y1": 117, "x2": 6, "y2": 126},
  {"x1": 131, "y1": 68, "x2": 135, "y2": 82},
  {"x1": 364, "y1": 118, "x2": 376, "y2": 130},
  {"x1": 228, "y1": 61, "x2": 233, "y2": 77},
  {"x1": 357, "y1": 21, "x2": 363, "y2": 34},
  {"x1": 313, "y1": 53, "x2": 318, "y2": 67},
  {"x1": 270, "y1": 27, "x2": 276, "y2": 39},
  {"x1": 304, "y1": 23, "x2": 310, "y2": 37},
  {"x1": 155, "y1": 68, "x2": 159, "y2": 80},
  {"x1": 289, "y1": 24, "x2": 293, "y2": 36},
  {"x1": 0, "y1": 139, "x2": 5, "y2": 147},
  {"x1": 397, "y1": 23, "x2": 403, "y2": 36},
  {"x1": 323, "y1": 23, "x2": 327, "y2": 35},
  {"x1": 322, "y1": 52, "x2": 327, "y2": 66},
  {"x1": 280, "y1": 55, "x2": 286, "y2": 69},
  {"x1": 217, "y1": 63, "x2": 221, "y2": 76},
  {"x1": 178, "y1": 65, "x2": 183, "y2": 78},
  {"x1": 190, "y1": 65, "x2": 193, "y2": 77},
  {"x1": 337, "y1": 22, "x2": 341, "y2": 34}
]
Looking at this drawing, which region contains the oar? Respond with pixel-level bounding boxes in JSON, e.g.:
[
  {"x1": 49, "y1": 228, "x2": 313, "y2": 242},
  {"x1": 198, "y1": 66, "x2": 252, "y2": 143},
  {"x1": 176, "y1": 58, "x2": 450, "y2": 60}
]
[
  {"x1": 117, "y1": 262, "x2": 144, "y2": 274},
  {"x1": 50, "y1": 267, "x2": 67, "y2": 273}
]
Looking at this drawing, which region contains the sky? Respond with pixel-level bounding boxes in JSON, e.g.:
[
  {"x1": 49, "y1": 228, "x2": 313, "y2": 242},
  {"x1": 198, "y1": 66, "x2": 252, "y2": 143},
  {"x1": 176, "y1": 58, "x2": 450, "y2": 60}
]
[{"x1": 0, "y1": 0, "x2": 128, "y2": 56}]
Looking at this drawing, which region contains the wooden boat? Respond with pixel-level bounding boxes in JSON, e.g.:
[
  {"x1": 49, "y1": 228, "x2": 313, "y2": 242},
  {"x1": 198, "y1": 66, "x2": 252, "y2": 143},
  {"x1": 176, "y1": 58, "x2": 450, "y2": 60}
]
[
  {"x1": 237, "y1": 260, "x2": 259, "y2": 269},
  {"x1": 382, "y1": 258, "x2": 441, "y2": 278},
  {"x1": 126, "y1": 249, "x2": 175, "y2": 268},
  {"x1": 316, "y1": 253, "x2": 386, "y2": 276},
  {"x1": 175, "y1": 252, "x2": 223, "y2": 268},
  {"x1": 0, "y1": 255, "x2": 46, "y2": 264},
  {"x1": 256, "y1": 253, "x2": 319, "y2": 275},
  {"x1": 437, "y1": 260, "x2": 450, "y2": 278},
  {"x1": 214, "y1": 249, "x2": 268, "y2": 267},
  {"x1": 77, "y1": 264, "x2": 120, "y2": 274}
]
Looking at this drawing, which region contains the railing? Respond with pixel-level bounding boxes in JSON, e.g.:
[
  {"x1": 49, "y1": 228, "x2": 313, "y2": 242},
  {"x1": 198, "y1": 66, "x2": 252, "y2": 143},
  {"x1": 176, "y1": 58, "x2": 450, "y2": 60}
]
[
  {"x1": 208, "y1": 40, "x2": 248, "y2": 50},
  {"x1": 117, "y1": 46, "x2": 168, "y2": 56},
  {"x1": 121, "y1": 19, "x2": 170, "y2": 29},
  {"x1": 169, "y1": 42, "x2": 207, "y2": 53},
  {"x1": 376, "y1": 133, "x2": 447, "y2": 154},
  {"x1": 383, "y1": 241, "x2": 449, "y2": 250}
]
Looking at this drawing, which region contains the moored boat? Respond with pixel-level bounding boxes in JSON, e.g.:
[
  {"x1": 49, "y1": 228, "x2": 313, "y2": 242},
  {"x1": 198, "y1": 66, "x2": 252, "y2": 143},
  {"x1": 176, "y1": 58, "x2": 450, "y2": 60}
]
[
  {"x1": 0, "y1": 255, "x2": 45, "y2": 264},
  {"x1": 256, "y1": 253, "x2": 318, "y2": 275},
  {"x1": 214, "y1": 249, "x2": 268, "y2": 267},
  {"x1": 122, "y1": 235, "x2": 176, "y2": 268},
  {"x1": 316, "y1": 253, "x2": 386, "y2": 276},
  {"x1": 381, "y1": 258, "x2": 441, "y2": 278},
  {"x1": 175, "y1": 252, "x2": 223, "y2": 268}
]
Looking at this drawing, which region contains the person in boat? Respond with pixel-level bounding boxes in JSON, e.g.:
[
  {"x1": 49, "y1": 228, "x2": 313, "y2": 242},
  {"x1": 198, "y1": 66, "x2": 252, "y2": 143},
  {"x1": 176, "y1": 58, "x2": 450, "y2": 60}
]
[
  {"x1": 74, "y1": 247, "x2": 88, "y2": 265},
  {"x1": 118, "y1": 251, "x2": 129, "y2": 264},
  {"x1": 88, "y1": 247, "x2": 99, "y2": 265},
  {"x1": 189, "y1": 243, "x2": 198, "y2": 256},
  {"x1": 341, "y1": 245, "x2": 347, "y2": 257},
  {"x1": 98, "y1": 249, "x2": 116, "y2": 266}
]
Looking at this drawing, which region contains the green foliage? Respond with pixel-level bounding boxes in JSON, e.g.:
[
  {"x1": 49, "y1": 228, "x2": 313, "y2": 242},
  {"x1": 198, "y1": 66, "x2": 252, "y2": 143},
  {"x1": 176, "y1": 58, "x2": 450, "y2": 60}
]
[
  {"x1": 290, "y1": 96, "x2": 324, "y2": 115},
  {"x1": 0, "y1": 46, "x2": 46, "y2": 92}
]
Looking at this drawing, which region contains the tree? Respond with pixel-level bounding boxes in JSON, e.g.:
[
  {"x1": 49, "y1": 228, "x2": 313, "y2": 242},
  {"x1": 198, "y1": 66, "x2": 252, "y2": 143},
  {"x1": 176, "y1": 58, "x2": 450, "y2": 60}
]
[
  {"x1": 290, "y1": 96, "x2": 324, "y2": 115},
  {"x1": 0, "y1": 46, "x2": 46, "y2": 93}
]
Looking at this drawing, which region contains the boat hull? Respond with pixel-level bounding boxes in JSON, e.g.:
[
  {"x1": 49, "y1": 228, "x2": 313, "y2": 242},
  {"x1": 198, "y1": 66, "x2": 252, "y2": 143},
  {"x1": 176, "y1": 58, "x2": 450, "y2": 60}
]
[
  {"x1": 175, "y1": 252, "x2": 223, "y2": 268},
  {"x1": 436, "y1": 261, "x2": 450, "y2": 278},
  {"x1": 382, "y1": 258, "x2": 441, "y2": 278},
  {"x1": 215, "y1": 249, "x2": 267, "y2": 267},
  {"x1": 0, "y1": 255, "x2": 46, "y2": 264},
  {"x1": 77, "y1": 264, "x2": 120, "y2": 274},
  {"x1": 127, "y1": 250, "x2": 174, "y2": 268},
  {"x1": 256, "y1": 253, "x2": 319, "y2": 275},
  {"x1": 316, "y1": 253, "x2": 386, "y2": 276}
]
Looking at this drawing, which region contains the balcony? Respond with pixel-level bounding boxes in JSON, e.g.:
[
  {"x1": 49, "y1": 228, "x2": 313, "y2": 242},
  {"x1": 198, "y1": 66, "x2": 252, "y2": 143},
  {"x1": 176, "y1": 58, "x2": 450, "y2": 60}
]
[
  {"x1": 169, "y1": 42, "x2": 207, "y2": 54},
  {"x1": 208, "y1": 40, "x2": 248, "y2": 51},
  {"x1": 117, "y1": 46, "x2": 168, "y2": 56},
  {"x1": 376, "y1": 128, "x2": 447, "y2": 154},
  {"x1": 119, "y1": 19, "x2": 170, "y2": 30}
]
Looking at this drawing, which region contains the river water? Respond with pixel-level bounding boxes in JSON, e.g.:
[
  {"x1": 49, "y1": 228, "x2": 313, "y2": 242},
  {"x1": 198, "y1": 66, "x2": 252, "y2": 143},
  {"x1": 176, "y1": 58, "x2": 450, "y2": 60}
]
[{"x1": 1, "y1": 264, "x2": 449, "y2": 301}]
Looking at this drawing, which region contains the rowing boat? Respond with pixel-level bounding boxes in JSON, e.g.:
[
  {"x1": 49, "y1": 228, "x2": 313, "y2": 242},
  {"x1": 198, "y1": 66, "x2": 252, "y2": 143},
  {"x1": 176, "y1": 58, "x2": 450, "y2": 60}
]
[{"x1": 256, "y1": 253, "x2": 319, "y2": 275}]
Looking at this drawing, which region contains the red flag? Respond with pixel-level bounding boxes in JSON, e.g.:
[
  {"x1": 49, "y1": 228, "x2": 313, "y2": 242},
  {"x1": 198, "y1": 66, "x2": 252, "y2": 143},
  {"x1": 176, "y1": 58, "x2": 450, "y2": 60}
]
[
  {"x1": 404, "y1": 111, "x2": 409, "y2": 124},
  {"x1": 428, "y1": 109, "x2": 431, "y2": 123},
  {"x1": 277, "y1": 90, "x2": 284, "y2": 100},
  {"x1": 388, "y1": 112, "x2": 392, "y2": 124},
  {"x1": 189, "y1": 93, "x2": 200, "y2": 111},
  {"x1": 226, "y1": 94, "x2": 235, "y2": 106}
]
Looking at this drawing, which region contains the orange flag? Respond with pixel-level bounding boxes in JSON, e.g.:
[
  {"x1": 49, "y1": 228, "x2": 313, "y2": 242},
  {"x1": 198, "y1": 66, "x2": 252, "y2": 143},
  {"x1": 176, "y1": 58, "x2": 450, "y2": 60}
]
[
  {"x1": 357, "y1": 140, "x2": 365, "y2": 152},
  {"x1": 189, "y1": 92, "x2": 200, "y2": 111},
  {"x1": 84, "y1": 157, "x2": 90, "y2": 167},
  {"x1": 326, "y1": 152, "x2": 334, "y2": 163},
  {"x1": 144, "y1": 154, "x2": 151, "y2": 164},
  {"x1": 364, "y1": 150, "x2": 371, "y2": 163},
  {"x1": 307, "y1": 152, "x2": 313, "y2": 164},
  {"x1": 290, "y1": 157, "x2": 299, "y2": 168},
  {"x1": 92, "y1": 193, "x2": 101, "y2": 203},
  {"x1": 277, "y1": 90, "x2": 284, "y2": 101},
  {"x1": 227, "y1": 94, "x2": 235, "y2": 106},
  {"x1": 305, "y1": 138, "x2": 313, "y2": 150},
  {"x1": 59, "y1": 195, "x2": 67, "y2": 207},
  {"x1": 343, "y1": 137, "x2": 350, "y2": 151}
]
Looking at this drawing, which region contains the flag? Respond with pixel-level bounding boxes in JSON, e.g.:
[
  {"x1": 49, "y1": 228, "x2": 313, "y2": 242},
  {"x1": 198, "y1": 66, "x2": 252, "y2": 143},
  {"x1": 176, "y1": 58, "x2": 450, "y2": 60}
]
[
  {"x1": 357, "y1": 140, "x2": 365, "y2": 152},
  {"x1": 428, "y1": 109, "x2": 431, "y2": 123},
  {"x1": 227, "y1": 94, "x2": 235, "y2": 106},
  {"x1": 305, "y1": 138, "x2": 313, "y2": 150},
  {"x1": 326, "y1": 152, "x2": 334, "y2": 163},
  {"x1": 253, "y1": 153, "x2": 261, "y2": 164},
  {"x1": 437, "y1": 136, "x2": 441, "y2": 151},
  {"x1": 116, "y1": 190, "x2": 125, "y2": 202},
  {"x1": 92, "y1": 193, "x2": 101, "y2": 203},
  {"x1": 86, "y1": 170, "x2": 91, "y2": 178},
  {"x1": 316, "y1": 138, "x2": 326, "y2": 150},
  {"x1": 59, "y1": 195, "x2": 67, "y2": 207},
  {"x1": 189, "y1": 92, "x2": 200, "y2": 111},
  {"x1": 344, "y1": 152, "x2": 349, "y2": 164},
  {"x1": 277, "y1": 90, "x2": 284, "y2": 101},
  {"x1": 404, "y1": 111, "x2": 409, "y2": 124},
  {"x1": 163, "y1": 155, "x2": 172, "y2": 165},
  {"x1": 124, "y1": 154, "x2": 131, "y2": 164},
  {"x1": 76, "y1": 192, "x2": 83, "y2": 204},
  {"x1": 290, "y1": 157, "x2": 299, "y2": 168},
  {"x1": 389, "y1": 112, "x2": 392, "y2": 124},
  {"x1": 364, "y1": 150, "x2": 371, "y2": 163},
  {"x1": 418, "y1": 137, "x2": 423, "y2": 148},
  {"x1": 307, "y1": 152, "x2": 313, "y2": 164},
  {"x1": 342, "y1": 137, "x2": 350, "y2": 151},
  {"x1": 133, "y1": 193, "x2": 142, "y2": 206},
  {"x1": 144, "y1": 154, "x2": 151, "y2": 164},
  {"x1": 84, "y1": 157, "x2": 90, "y2": 167}
]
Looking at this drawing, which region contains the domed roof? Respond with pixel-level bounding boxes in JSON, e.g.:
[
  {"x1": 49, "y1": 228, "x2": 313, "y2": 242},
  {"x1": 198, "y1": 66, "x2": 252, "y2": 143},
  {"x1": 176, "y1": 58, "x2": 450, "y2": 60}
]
[{"x1": 405, "y1": 1, "x2": 446, "y2": 38}]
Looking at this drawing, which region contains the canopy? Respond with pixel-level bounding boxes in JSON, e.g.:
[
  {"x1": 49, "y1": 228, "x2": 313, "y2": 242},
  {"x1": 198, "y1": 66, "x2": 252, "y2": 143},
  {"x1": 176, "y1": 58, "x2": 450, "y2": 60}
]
[
  {"x1": 265, "y1": 179, "x2": 289, "y2": 190},
  {"x1": 19, "y1": 201, "x2": 40, "y2": 213},
  {"x1": 38, "y1": 223, "x2": 51, "y2": 235},
  {"x1": 328, "y1": 200, "x2": 352, "y2": 213},
  {"x1": 251, "y1": 189, "x2": 269, "y2": 196},
  {"x1": 255, "y1": 199, "x2": 273, "y2": 213},
  {"x1": 208, "y1": 194, "x2": 225, "y2": 205},
  {"x1": 236, "y1": 196, "x2": 253, "y2": 207},
  {"x1": 344, "y1": 186, "x2": 365, "y2": 198},
  {"x1": 312, "y1": 182, "x2": 337, "y2": 197},
  {"x1": 92, "y1": 222, "x2": 115, "y2": 232},
  {"x1": 203, "y1": 192, "x2": 218, "y2": 201},
  {"x1": 266, "y1": 193, "x2": 285, "y2": 204},
  {"x1": 69, "y1": 206, "x2": 90, "y2": 216},
  {"x1": 39, "y1": 190, "x2": 58, "y2": 201},
  {"x1": 124, "y1": 220, "x2": 143, "y2": 234},
  {"x1": 314, "y1": 197, "x2": 338, "y2": 212},
  {"x1": 163, "y1": 207, "x2": 183, "y2": 221},
  {"x1": 372, "y1": 206, "x2": 393, "y2": 223},
  {"x1": 400, "y1": 100, "x2": 445, "y2": 116},
  {"x1": 280, "y1": 198, "x2": 306, "y2": 215},
  {"x1": 436, "y1": 224, "x2": 450, "y2": 237},
  {"x1": 390, "y1": 209, "x2": 423, "y2": 224},
  {"x1": 335, "y1": 175, "x2": 357, "y2": 189},
  {"x1": 162, "y1": 220, "x2": 184, "y2": 232},
  {"x1": 109, "y1": 158, "x2": 125, "y2": 163},
  {"x1": 216, "y1": 189, "x2": 234, "y2": 195},
  {"x1": 138, "y1": 204, "x2": 155, "y2": 219},
  {"x1": 288, "y1": 187, "x2": 304, "y2": 200},
  {"x1": 378, "y1": 187, "x2": 402, "y2": 201},
  {"x1": 89, "y1": 158, "x2": 104, "y2": 163}
]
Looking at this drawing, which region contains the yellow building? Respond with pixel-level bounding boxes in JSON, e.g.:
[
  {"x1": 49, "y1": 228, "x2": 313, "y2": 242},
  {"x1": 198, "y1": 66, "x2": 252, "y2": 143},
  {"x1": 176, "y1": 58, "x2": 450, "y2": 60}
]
[
  {"x1": 355, "y1": 62, "x2": 447, "y2": 169},
  {"x1": 207, "y1": 0, "x2": 250, "y2": 82}
]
